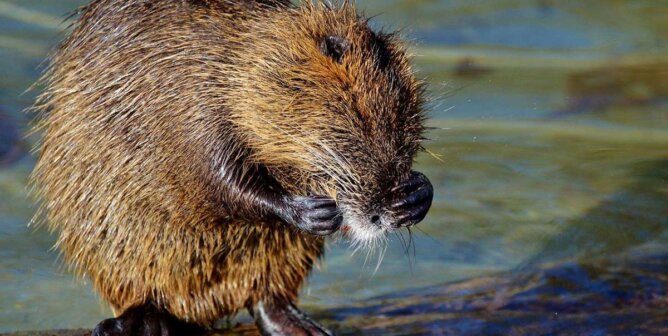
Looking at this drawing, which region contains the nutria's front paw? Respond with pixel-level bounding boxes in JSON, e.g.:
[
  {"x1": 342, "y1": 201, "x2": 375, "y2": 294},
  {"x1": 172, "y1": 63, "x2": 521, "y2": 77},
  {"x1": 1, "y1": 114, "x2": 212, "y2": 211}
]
[
  {"x1": 390, "y1": 171, "x2": 433, "y2": 227},
  {"x1": 282, "y1": 195, "x2": 342, "y2": 236}
]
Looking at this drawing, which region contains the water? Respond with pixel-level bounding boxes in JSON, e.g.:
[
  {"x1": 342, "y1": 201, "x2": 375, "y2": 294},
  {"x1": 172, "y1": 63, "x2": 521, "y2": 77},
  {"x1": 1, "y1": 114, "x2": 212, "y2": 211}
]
[{"x1": 1, "y1": 0, "x2": 666, "y2": 333}]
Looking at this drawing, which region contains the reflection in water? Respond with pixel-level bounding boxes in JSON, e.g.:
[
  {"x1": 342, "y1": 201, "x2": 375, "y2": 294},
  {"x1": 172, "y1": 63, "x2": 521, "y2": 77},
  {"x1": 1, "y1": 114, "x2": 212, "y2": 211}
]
[
  {"x1": 524, "y1": 159, "x2": 668, "y2": 266},
  {"x1": 557, "y1": 63, "x2": 668, "y2": 115}
]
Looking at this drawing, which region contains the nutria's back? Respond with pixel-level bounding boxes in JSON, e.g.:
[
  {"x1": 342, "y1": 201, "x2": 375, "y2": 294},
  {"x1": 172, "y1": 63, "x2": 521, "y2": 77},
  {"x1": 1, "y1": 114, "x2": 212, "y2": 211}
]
[{"x1": 32, "y1": 0, "x2": 428, "y2": 328}]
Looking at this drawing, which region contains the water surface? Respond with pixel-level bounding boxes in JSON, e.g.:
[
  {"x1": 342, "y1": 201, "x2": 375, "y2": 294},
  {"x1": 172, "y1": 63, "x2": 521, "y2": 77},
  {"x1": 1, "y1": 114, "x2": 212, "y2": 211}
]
[{"x1": 0, "y1": 0, "x2": 666, "y2": 333}]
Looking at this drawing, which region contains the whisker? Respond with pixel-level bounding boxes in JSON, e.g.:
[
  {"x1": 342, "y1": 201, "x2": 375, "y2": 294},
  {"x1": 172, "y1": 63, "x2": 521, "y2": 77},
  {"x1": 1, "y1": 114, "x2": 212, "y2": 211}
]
[
  {"x1": 414, "y1": 226, "x2": 444, "y2": 248},
  {"x1": 394, "y1": 231, "x2": 407, "y2": 256},
  {"x1": 397, "y1": 230, "x2": 413, "y2": 273},
  {"x1": 253, "y1": 118, "x2": 360, "y2": 195},
  {"x1": 408, "y1": 227, "x2": 417, "y2": 268},
  {"x1": 373, "y1": 242, "x2": 387, "y2": 276}
]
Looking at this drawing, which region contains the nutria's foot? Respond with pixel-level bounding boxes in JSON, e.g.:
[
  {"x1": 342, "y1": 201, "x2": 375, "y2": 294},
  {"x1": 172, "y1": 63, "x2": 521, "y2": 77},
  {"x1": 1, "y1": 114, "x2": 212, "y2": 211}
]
[
  {"x1": 92, "y1": 304, "x2": 205, "y2": 336},
  {"x1": 253, "y1": 301, "x2": 333, "y2": 336},
  {"x1": 281, "y1": 195, "x2": 342, "y2": 236},
  {"x1": 391, "y1": 171, "x2": 433, "y2": 227}
]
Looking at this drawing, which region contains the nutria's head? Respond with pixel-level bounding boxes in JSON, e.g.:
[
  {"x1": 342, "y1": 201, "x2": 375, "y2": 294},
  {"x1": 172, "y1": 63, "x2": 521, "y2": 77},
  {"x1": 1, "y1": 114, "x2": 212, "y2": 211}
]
[{"x1": 226, "y1": 3, "x2": 427, "y2": 245}]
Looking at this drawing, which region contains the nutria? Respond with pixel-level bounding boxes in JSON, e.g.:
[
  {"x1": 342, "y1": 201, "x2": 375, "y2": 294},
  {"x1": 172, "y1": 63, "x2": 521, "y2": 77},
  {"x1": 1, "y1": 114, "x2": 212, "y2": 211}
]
[{"x1": 31, "y1": 0, "x2": 433, "y2": 335}]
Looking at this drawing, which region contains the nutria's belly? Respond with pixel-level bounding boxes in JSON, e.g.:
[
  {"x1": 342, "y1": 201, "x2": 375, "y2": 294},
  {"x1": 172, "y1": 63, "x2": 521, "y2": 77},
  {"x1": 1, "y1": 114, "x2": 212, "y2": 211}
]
[{"x1": 77, "y1": 218, "x2": 324, "y2": 325}]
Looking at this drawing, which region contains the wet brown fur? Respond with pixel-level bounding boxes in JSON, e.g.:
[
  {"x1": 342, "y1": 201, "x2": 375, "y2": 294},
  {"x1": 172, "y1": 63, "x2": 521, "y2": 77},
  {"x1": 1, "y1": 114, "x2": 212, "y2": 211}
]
[{"x1": 31, "y1": 0, "x2": 425, "y2": 327}]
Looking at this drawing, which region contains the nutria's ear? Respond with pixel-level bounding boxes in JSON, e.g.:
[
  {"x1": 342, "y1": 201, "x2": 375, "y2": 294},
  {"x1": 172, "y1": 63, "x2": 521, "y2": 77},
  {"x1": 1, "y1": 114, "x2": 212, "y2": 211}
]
[{"x1": 320, "y1": 35, "x2": 350, "y2": 63}]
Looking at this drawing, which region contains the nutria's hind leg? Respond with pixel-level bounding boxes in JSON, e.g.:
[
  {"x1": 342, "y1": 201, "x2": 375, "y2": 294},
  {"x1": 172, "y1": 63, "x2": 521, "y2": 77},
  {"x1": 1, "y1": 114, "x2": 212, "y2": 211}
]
[
  {"x1": 252, "y1": 301, "x2": 333, "y2": 336},
  {"x1": 92, "y1": 303, "x2": 205, "y2": 336}
]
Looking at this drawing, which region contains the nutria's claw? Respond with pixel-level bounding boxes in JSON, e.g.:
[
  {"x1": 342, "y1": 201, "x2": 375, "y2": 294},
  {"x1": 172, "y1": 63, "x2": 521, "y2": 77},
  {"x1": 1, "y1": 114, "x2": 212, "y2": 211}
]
[
  {"x1": 284, "y1": 196, "x2": 342, "y2": 236},
  {"x1": 391, "y1": 171, "x2": 433, "y2": 227}
]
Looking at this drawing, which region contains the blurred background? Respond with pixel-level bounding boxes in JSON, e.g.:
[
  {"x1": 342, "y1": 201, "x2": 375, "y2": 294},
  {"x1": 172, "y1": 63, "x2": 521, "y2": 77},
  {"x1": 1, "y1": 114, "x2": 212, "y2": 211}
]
[{"x1": 1, "y1": 0, "x2": 666, "y2": 334}]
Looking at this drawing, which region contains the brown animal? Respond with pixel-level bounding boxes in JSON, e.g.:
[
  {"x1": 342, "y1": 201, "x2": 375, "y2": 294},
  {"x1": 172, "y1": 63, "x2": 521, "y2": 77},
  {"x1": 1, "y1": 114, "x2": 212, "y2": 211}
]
[{"x1": 31, "y1": 0, "x2": 433, "y2": 335}]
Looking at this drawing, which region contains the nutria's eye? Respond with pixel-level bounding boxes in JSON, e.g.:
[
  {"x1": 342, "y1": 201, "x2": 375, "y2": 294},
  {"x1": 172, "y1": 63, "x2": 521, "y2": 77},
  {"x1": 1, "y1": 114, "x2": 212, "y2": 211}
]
[{"x1": 320, "y1": 35, "x2": 349, "y2": 63}]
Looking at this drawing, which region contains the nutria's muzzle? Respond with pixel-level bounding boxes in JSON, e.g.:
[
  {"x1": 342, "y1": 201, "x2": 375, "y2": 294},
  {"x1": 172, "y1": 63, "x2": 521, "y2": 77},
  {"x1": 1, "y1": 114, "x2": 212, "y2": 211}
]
[{"x1": 339, "y1": 171, "x2": 433, "y2": 241}]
